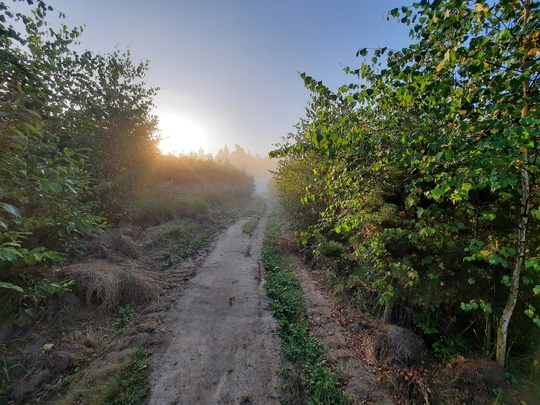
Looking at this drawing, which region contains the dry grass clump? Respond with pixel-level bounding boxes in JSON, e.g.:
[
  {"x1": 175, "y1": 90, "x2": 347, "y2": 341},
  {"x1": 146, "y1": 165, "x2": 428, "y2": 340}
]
[
  {"x1": 85, "y1": 229, "x2": 142, "y2": 262},
  {"x1": 446, "y1": 358, "x2": 505, "y2": 388},
  {"x1": 62, "y1": 261, "x2": 168, "y2": 310},
  {"x1": 363, "y1": 324, "x2": 425, "y2": 367}
]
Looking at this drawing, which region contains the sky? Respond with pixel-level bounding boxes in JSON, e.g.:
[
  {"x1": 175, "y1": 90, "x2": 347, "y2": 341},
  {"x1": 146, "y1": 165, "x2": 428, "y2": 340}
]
[{"x1": 23, "y1": 0, "x2": 415, "y2": 156}]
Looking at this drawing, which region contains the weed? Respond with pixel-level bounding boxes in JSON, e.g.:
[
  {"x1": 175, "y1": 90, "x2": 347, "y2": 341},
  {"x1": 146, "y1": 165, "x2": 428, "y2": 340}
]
[
  {"x1": 242, "y1": 217, "x2": 260, "y2": 234},
  {"x1": 115, "y1": 304, "x2": 135, "y2": 329},
  {"x1": 101, "y1": 348, "x2": 151, "y2": 405},
  {"x1": 492, "y1": 387, "x2": 504, "y2": 404},
  {"x1": 57, "y1": 348, "x2": 151, "y2": 405},
  {"x1": 262, "y1": 209, "x2": 349, "y2": 404},
  {"x1": 145, "y1": 220, "x2": 215, "y2": 270},
  {"x1": 317, "y1": 240, "x2": 344, "y2": 257},
  {"x1": 0, "y1": 356, "x2": 19, "y2": 400},
  {"x1": 168, "y1": 228, "x2": 213, "y2": 265}
]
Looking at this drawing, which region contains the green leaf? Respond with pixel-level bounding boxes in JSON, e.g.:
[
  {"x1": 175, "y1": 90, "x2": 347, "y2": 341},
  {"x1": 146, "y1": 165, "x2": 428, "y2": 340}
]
[
  {"x1": 533, "y1": 285, "x2": 540, "y2": 296},
  {"x1": 357, "y1": 48, "x2": 368, "y2": 57},
  {"x1": 0, "y1": 202, "x2": 21, "y2": 218},
  {"x1": 430, "y1": 188, "x2": 444, "y2": 200},
  {"x1": 0, "y1": 282, "x2": 24, "y2": 293},
  {"x1": 0, "y1": 247, "x2": 23, "y2": 261},
  {"x1": 461, "y1": 301, "x2": 479, "y2": 311},
  {"x1": 502, "y1": 275, "x2": 512, "y2": 287}
]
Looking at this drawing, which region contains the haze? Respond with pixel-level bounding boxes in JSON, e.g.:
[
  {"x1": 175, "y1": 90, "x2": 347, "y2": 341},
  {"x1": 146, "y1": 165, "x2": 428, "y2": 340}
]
[{"x1": 42, "y1": 0, "x2": 413, "y2": 156}]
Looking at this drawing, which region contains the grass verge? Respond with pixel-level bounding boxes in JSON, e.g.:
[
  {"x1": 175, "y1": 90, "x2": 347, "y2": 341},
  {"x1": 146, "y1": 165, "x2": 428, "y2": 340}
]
[
  {"x1": 56, "y1": 348, "x2": 150, "y2": 405},
  {"x1": 243, "y1": 198, "x2": 268, "y2": 235},
  {"x1": 262, "y1": 209, "x2": 349, "y2": 405}
]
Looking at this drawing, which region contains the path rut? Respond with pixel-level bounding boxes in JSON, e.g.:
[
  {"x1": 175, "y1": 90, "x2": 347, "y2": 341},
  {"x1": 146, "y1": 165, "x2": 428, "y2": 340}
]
[{"x1": 149, "y1": 208, "x2": 281, "y2": 405}]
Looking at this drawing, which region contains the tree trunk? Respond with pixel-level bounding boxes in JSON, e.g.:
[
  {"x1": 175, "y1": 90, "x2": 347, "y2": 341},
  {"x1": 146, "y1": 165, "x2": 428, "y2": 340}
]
[
  {"x1": 496, "y1": 179, "x2": 529, "y2": 365},
  {"x1": 495, "y1": 1, "x2": 532, "y2": 367}
]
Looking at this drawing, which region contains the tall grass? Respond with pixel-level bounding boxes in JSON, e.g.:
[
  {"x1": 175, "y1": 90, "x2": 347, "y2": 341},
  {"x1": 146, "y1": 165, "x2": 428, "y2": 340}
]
[{"x1": 133, "y1": 182, "x2": 249, "y2": 224}]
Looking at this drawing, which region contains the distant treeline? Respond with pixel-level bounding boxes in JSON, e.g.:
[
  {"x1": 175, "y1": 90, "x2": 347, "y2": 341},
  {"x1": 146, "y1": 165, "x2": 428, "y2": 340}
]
[{"x1": 192, "y1": 144, "x2": 277, "y2": 193}]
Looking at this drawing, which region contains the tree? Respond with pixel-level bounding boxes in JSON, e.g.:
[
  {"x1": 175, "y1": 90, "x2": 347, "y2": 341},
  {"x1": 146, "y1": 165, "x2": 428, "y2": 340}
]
[
  {"x1": 273, "y1": 0, "x2": 540, "y2": 366},
  {"x1": 0, "y1": 0, "x2": 161, "y2": 322}
]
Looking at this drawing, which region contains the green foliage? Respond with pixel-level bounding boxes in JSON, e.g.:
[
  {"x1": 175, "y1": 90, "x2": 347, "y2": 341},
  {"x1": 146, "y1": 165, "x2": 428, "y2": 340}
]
[
  {"x1": 0, "y1": 275, "x2": 74, "y2": 327},
  {"x1": 0, "y1": 1, "x2": 164, "y2": 325},
  {"x1": 272, "y1": 0, "x2": 540, "y2": 366},
  {"x1": 317, "y1": 240, "x2": 344, "y2": 258},
  {"x1": 263, "y1": 211, "x2": 349, "y2": 404},
  {"x1": 101, "y1": 348, "x2": 151, "y2": 405},
  {"x1": 271, "y1": 122, "x2": 328, "y2": 232},
  {"x1": 115, "y1": 304, "x2": 135, "y2": 329},
  {"x1": 242, "y1": 217, "x2": 260, "y2": 234}
]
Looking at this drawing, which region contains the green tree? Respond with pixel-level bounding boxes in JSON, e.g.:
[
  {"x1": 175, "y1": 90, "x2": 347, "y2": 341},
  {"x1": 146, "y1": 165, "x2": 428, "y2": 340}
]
[
  {"x1": 273, "y1": 0, "x2": 540, "y2": 366},
  {"x1": 0, "y1": 0, "x2": 160, "y2": 322}
]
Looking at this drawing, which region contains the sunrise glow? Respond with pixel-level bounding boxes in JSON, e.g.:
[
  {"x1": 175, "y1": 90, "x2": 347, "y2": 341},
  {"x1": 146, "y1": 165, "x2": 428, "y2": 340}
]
[{"x1": 157, "y1": 113, "x2": 209, "y2": 155}]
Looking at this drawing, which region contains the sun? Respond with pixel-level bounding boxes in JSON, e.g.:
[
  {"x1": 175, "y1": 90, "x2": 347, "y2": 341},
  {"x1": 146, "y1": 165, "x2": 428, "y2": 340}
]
[{"x1": 157, "y1": 113, "x2": 209, "y2": 155}]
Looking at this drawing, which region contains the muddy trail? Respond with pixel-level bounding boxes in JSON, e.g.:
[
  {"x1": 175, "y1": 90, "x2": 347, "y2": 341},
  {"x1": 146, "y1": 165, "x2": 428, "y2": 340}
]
[{"x1": 149, "y1": 207, "x2": 281, "y2": 404}]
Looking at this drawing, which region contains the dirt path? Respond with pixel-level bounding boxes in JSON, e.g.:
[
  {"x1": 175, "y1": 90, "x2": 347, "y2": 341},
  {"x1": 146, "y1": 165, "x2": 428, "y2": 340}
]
[
  {"x1": 289, "y1": 256, "x2": 395, "y2": 405},
  {"x1": 149, "y1": 208, "x2": 281, "y2": 404}
]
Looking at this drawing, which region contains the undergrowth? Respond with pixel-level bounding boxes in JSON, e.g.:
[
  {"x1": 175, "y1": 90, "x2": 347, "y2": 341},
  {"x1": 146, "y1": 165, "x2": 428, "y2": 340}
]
[
  {"x1": 56, "y1": 348, "x2": 151, "y2": 405},
  {"x1": 101, "y1": 348, "x2": 151, "y2": 405},
  {"x1": 243, "y1": 199, "x2": 268, "y2": 235},
  {"x1": 262, "y1": 209, "x2": 349, "y2": 405}
]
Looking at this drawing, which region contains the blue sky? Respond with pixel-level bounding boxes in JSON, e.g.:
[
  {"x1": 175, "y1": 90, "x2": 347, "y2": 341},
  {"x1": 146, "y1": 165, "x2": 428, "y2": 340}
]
[{"x1": 36, "y1": 0, "x2": 414, "y2": 156}]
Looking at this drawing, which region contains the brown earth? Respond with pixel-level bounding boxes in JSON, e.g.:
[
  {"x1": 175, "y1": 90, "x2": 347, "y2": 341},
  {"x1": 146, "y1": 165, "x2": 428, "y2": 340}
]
[
  {"x1": 148, "y1": 206, "x2": 281, "y2": 404},
  {"x1": 287, "y1": 254, "x2": 395, "y2": 404}
]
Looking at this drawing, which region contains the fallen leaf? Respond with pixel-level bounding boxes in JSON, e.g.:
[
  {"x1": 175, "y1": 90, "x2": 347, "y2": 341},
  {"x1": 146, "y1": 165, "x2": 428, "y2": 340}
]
[{"x1": 43, "y1": 343, "x2": 54, "y2": 351}]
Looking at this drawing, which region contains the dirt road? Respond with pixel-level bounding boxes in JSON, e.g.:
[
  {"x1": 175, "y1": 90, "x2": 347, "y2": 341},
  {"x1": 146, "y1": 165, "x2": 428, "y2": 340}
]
[{"x1": 149, "y1": 208, "x2": 281, "y2": 404}]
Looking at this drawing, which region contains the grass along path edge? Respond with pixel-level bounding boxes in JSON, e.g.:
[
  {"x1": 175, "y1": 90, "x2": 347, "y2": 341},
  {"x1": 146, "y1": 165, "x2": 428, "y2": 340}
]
[{"x1": 262, "y1": 208, "x2": 349, "y2": 405}]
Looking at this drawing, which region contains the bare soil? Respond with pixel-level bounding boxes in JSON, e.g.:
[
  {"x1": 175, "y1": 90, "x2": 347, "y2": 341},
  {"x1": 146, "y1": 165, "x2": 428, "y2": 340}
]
[{"x1": 148, "y1": 209, "x2": 281, "y2": 404}]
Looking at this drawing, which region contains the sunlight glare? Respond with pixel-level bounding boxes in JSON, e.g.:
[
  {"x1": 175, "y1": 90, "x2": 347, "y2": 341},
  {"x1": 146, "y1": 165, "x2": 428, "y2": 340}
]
[{"x1": 157, "y1": 113, "x2": 209, "y2": 155}]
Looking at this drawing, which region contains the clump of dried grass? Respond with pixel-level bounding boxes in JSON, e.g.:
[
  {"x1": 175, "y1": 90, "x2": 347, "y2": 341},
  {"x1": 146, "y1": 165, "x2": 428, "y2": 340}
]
[
  {"x1": 85, "y1": 229, "x2": 143, "y2": 263},
  {"x1": 62, "y1": 261, "x2": 169, "y2": 310},
  {"x1": 363, "y1": 324, "x2": 425, "y2": 367}
]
